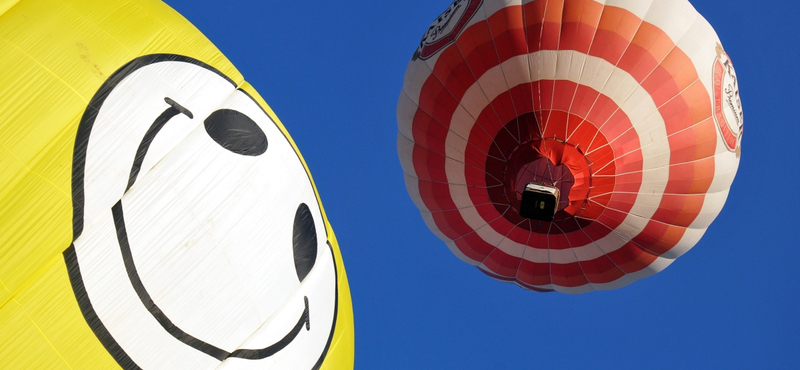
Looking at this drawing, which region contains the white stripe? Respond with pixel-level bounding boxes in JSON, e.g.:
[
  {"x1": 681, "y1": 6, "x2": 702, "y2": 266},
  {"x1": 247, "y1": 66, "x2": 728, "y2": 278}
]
[
  {"x1": 397, "y1": 132, "x2": 419, "y2": 178},
  {"x1": 603, "y1": 0, "x2": 655, "y2": 19},
  {"x1": 397, "y1": 90, "x2": 419, "y2": 142},
  {"x1": 642, "y1": 0, "x2": 700, "y2": 46},
  {"x1": 662, "y1": 223, "x2": 706, "y2": 259},
  {"x1": 687, "y1": 187, "x2": 731, "y2": 230}
]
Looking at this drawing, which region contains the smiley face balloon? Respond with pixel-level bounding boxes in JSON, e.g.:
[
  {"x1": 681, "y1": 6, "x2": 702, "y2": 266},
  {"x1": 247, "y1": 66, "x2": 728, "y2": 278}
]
[{"x1": 0, "y1": 1, "x2": 353, "y2": 369}]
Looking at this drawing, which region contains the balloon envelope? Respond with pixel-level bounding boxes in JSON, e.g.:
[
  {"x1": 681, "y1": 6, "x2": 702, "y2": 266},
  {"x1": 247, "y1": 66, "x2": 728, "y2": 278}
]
[
  {"x1": 0, "y1": 0, "x2": 353, "y2": 368},
  {"x1": 398, "y1": 0, "x2": 742, "y2": 293}
]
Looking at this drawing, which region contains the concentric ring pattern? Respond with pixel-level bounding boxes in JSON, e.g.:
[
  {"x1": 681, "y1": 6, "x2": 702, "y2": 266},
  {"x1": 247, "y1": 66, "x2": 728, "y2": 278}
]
[{"x1": 398, "y1": 0, "x2": 742, "y2": 293}]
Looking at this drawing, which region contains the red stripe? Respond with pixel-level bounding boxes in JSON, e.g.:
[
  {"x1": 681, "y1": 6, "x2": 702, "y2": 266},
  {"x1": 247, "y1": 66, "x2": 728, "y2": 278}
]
[{"x1": 631, "y1": 221, "x2": 686, "y2": 255}]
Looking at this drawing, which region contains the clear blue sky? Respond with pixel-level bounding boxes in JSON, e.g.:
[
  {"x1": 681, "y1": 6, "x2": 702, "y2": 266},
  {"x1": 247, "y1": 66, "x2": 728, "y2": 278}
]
[{"x1": 164, "y1": 1, "x2": 798, "y2": 368}]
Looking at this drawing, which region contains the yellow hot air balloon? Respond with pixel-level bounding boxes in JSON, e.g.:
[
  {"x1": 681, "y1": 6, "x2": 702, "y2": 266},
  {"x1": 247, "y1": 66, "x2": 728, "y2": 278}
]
[
  {"x1": 398, "y1": 0, "x2": 742, "y2": 293},
  {"x1": 0, "y1": 0, "x2": 353, "y2": 368}
]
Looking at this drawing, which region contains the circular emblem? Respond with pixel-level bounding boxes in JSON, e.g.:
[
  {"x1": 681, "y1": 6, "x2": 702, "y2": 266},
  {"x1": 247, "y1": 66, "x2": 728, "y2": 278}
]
[
  {"x1": 712, "y1": 43, "x2": 743, "y2": 154},
  {"x1": 413, "y1": 0, "x2": 483, "y2": 61},
  {"x1": 66, "y1": 55, "x2": 339, "y2": 369}
]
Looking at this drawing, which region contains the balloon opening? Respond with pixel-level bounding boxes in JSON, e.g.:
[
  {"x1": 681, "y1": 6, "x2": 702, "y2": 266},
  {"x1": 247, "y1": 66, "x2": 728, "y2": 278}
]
[
  {"x1": 486, "y1": 113, "x2": 593, "y2": 227},
  {"x1": 512, "y1": 155, "x2": 574, "y2": 211}
]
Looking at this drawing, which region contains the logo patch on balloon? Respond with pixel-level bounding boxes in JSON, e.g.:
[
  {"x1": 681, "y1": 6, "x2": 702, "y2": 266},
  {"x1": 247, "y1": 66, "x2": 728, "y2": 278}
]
[
  {"x1": 713, "y1": 43, "x2": 744, "y2": 154},
  {"x1": 413, "y1": 0, "x2": 483, "y2": 60}
]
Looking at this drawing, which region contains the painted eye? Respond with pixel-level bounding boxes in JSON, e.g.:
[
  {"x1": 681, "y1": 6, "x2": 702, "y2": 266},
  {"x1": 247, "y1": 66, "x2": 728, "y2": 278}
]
[
  {"x1": 204, "y1": 109, "x2": 267, "y2": 156},
  {"x1": 292, "y1": 203, "x2": 317, "y2": 282}
]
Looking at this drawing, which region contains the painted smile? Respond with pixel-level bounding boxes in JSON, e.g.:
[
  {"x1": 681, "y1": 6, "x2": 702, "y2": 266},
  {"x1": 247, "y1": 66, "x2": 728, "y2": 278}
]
[
  {"x1": 112, "y1": 200, "x2": 311, "y2": 361},
  {"x1": 65, "y1": 55, "x2": 341, "y2": 369}
]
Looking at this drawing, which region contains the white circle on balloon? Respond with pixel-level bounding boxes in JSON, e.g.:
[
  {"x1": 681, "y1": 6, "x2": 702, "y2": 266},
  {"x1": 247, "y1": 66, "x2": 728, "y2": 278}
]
[{"x1": 70, "y1": 56, "x2": 337, "y2": 370}]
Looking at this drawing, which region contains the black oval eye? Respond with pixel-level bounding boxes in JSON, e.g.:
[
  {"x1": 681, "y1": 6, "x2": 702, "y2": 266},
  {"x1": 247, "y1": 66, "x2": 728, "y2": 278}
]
[
  {"x1": 293, "y1": 203, "x2": 317, "y2": 282},
  {"x1": 204, "y1": 109, "x2": 267, "y2": 156}
]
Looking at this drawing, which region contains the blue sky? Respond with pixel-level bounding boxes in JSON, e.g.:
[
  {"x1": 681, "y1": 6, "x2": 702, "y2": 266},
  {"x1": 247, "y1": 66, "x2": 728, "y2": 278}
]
[{"x1": 164, "y1": 1, "x2": 798, "y2": 368}]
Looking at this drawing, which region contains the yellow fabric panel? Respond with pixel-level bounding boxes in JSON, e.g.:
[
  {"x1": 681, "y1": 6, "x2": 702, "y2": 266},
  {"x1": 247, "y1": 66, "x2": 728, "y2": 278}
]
[
  {"x1": 0, "y1": 152, "x2": 72, "y2": 303},
  {"x1": 0, "y1": 0, "x2": 353, "y2": 368},
  {"x1": 2, "y1": 255, "x2": 120, "y2": 369},
  {"x1": 0, "y1": 0, "x2": 241, "y2": 97},
  {"x1": 0, "y1": 300, "x2": 71, "y2": 370},
  {"x1": 0, "y1": 281, "x2": 12, "y2": 317},
  {"x1": 0, "y1": 0, "x2": 242, "y2": 303},
  {"x1": 0, "y1": 0, "x2": 21, "y2": 18}
]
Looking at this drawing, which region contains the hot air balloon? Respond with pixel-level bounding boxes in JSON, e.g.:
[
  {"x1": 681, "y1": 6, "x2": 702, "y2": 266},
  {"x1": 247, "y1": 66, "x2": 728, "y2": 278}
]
[
  {"x1": 398, "y1": 0, "x2": 742, "y2": 293},
  {"x1": 0, "y1": 0, "x2": 353, "y2": 368}
]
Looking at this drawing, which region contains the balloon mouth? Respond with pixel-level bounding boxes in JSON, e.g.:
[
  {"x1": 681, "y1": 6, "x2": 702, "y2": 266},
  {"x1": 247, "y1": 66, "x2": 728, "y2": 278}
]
[
  {"x1": 504, "y1": 138, "x2": 592, "y2": 218},
  {"x1": 486, "y1": 113, "x2": 592, "y2": 225}
]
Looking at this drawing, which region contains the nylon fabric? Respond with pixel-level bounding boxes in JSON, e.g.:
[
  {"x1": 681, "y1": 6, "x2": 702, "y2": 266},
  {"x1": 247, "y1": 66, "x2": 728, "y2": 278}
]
[
  {"x1": 398, "y1": 0, "x2": 742, "y2": 293},
  {"x1": 0, "y1": 0, "x2": 354, "y2": 368}
]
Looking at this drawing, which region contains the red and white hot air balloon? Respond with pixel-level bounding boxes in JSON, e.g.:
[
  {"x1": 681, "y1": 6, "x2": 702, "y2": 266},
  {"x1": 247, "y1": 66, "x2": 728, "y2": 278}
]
[{"x1": 398, "y1": 0, "x2": 742, "y2": 293}]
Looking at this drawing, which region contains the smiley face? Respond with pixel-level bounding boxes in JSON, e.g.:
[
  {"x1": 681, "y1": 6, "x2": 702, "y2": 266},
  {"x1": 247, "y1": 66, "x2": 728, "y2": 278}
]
[{"x1": 64, "y1": 55, "x2": 338, "y2": 369}]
